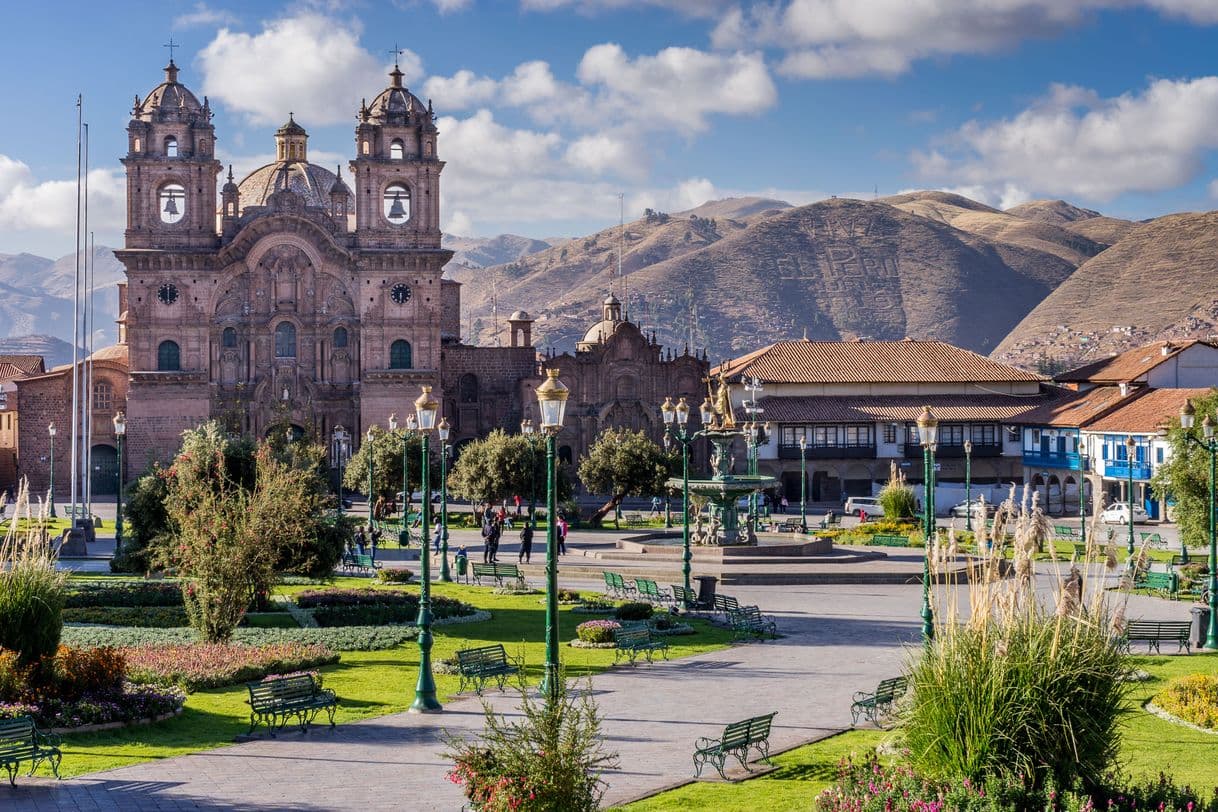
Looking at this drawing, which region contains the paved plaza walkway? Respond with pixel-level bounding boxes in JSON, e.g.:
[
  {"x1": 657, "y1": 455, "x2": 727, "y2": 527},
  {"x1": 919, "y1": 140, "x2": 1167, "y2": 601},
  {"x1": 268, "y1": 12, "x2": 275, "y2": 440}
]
[{"x1": 15, "y1": 552, "x2": 1199, "y2": 809}]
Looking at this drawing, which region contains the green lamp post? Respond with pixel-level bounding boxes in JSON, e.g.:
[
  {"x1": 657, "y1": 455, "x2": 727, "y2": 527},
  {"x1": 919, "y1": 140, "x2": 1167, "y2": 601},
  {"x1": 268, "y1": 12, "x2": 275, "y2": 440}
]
[
  {"x1": 537, "y1": 369, "x2": 569, "y2": 704},
  {"x1": 333, "y1": 425, "x2": 350, "y2": 520},
  {"x1": 388, "y1": 413, "x2": 414, "y2": 547},
  {"x1": 661, "y1": 395, "x2": 715, "y2": 605},
  {"x1": 522, "y1": 418, "x2": 539, "y2": 524},
  {"x1": 1178, "y1": 401, "x2": 1218, "y2": 650},
  {"x1": 366, "y1": 426, "x2": 376, "y2": 526},
  {"x1": 409, "y1": 385, "x2": 442, "y2": 714},
  {"x1": 438, "y1": 416, "x2": 452, "y2": 583},
  {"x1": 112, "y1": 412, "x2": 125, "y2": 556},
  {"x1": 1078, "y1": 441, "x2": 1088, "y2": 547},
  {"x1": 798, "y1": 435, "x2": 808, "y2": 534},
  {"x1": 917, "y1": 405, "x2": 939, "y2": 642},
  {"x1": 1125, "y1": 435, "x2": 1137, "y2": 557},
  {"x1": 963, "y1": 439, "x2": 974, "y2": 532},
  {"x1": 48, "y1": 422, "x2": 57, "y2": 518}
]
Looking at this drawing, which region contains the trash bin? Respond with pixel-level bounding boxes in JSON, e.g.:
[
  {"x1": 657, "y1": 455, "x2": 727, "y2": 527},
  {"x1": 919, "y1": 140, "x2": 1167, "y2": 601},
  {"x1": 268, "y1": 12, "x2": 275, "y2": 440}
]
[
  {"x1": 455, "y1": 554, "x2": 468, "y2": 580},
  {"x1": 694, "y1": 575, "x2": 718, "y2": 609},
  {"x1": 1192, "y1": 605, "x2": 1212, "y2": 650}
]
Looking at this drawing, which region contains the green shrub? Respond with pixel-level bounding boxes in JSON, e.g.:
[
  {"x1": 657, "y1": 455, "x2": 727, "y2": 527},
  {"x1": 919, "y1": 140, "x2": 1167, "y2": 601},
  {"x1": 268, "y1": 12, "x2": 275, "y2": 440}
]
[
  {"x1": 59, "y1": 624, "x2": 418, "y2": 651},
  {"x1": 614, "y1": 602, "x2": 653, "y2": 621},
  {"x1": 575, "y1": 620, "x2": 620, "y2": 643},
  {"x1": 63, "y1": 605, "x2": 189, "y2": 628},
  {"x1": 295, "y1": 587, "x2": 416, "y2": 608},
  {"x1": 0, "y1": 520, "x2": 67, "y2": 666},
  {"x1": 112, "y1": 467, "x2": 171, "y2": 574},
  {"x1": 308, "y1": 594, "x2": 475, "y2": 627},
  {"x1": 64, "y1": 580, "x2": 184, "y2": 607},
  {"x1": 376, "y1": 568, "x2": 415, "y2": 584},
  {"x1": 1155, "y1": 673, "x2": 1218, "y2": 729},
  {"x1": 877, "y1": 482, "x2": 917, "y2": 519}
]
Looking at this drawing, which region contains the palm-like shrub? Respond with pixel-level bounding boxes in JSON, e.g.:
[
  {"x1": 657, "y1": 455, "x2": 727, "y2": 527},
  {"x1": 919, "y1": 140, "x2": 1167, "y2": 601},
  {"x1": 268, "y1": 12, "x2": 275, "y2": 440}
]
[
  {"x1": 877, "y1": 463, "x2": 917, "y2": 519},
  {"x1": 0, "y1": 481, "x2": 67, "y2": 665}
]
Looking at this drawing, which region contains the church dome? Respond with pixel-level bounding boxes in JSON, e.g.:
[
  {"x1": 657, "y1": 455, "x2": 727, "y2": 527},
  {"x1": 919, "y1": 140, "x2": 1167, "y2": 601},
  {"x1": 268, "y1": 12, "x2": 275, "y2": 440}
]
[
  {"x1": 238, "y1": 161, "x2": 352, "y2": 209},
  {"x1": 580, "y1": 319, "x2": 619, "y2": 346},
  {"x1": 362, "y1": 66, "x2": 432, "y2": 127},
  {"x1": 135, "y1": 61, "x2": 206, "y2": 124}
]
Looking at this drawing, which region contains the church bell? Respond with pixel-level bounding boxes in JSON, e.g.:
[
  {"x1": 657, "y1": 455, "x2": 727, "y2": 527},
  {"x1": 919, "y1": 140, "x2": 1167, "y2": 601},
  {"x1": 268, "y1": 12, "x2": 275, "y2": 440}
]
[
  {"x1": 388, "y1": 190, "x2": 406, "y2": 219},
  {"x1": 163, "y1": 194, "x2": 179, "y2": 216}
]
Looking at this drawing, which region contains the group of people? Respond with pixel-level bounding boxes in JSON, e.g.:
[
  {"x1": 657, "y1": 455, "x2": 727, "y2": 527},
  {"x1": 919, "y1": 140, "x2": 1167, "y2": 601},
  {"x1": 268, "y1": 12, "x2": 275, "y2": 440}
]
[
  {"x1": 480, "y1": 504, "x2": 569, "y2": 565},
  {"x1": 347, "y1": 524, "x2": 384, "y2": 560}
]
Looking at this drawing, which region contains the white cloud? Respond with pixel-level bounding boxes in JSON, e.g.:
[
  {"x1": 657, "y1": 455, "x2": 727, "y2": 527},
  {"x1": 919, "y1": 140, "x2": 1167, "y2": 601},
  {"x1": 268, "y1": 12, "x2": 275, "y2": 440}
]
[
  {"x1": 564, "y1": 134, "x2": 634, "y2": 175},
  {"x1": 1149, "y1": 0, "x2": 1218, "y2": 24},
  {"x1": 521, "y1": 0, "x2": 733, "y2": 16},
  {"x1": 174, "y1": 2, "x2": 238, "y2": 29},
  {"x1": 0, "y1": 155, "x2": 125, "y2": 242},
  {"x1": 445, "y1": 210, "x2": 474, "y2": 236},
  {"x1": 438, "y1": 110, "x2": 562, "y2": 179},
  {"x1": 1209, "y1": 178, "x2": 1218, "y2": 198},
  {"x1": 432, "y1": 0, "x2": 473, "y2": 11},
  {"x1": 914, "y1": 77, "x2": 1218, "y2": 201},
  {"x1": 198, "y1": 12, "x2": 421, "y2": 126},
  {"x1": 422, "y1": 69, "x2": 498, "y2": 110}
]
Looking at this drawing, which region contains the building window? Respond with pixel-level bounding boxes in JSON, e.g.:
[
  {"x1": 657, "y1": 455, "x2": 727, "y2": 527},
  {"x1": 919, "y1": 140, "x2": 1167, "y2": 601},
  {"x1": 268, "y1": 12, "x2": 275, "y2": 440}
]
[
  {"x1": 390, "y1": 139, "x2": 404, "y2": 160},
  {"x1": 939, "y1": 424, "x2": 966, "y2": 446},
  {"x1": 1156, "y1": 446, "x2": 1165, "y2": 464},
  {"x1": 164, "y1": 136, "x2": 177, "y2": 157},
  {"x1": 808, "y1": 424, "x2": 873, "y2": 448},
  {"x1": 159, "y1": 183, "x2": 186, "y2": 224},
  {"x1": 459, "y1": 373, "x2": 478, "y2": 403},
  {"x1": 883, "y1": 423, "x2": 897, "y2": 444},
  {"x1": 274, "y1": 322, "x2": 297, "y2": 358},
  {"x1": 157, "y1": 340, "x2": 180, "y2": 371},
  {"x1": 222, "y1": 327, "x2": 237, "y2": 348},
  {"x1": 333, "y1": 327, "x2": 348, "y2": 348},
  {"x1": 383, "y1": 183, "x2": 411, "y2": 224},
  {"x1": 92, "y1": 381, "x2": 113, "y2": 412},
  {"x1": 389, "y1": 339, "x2": 412, "y2": 369},
  {"x1": 969, "y1": 424, "x2": 998, "y2": 445}
]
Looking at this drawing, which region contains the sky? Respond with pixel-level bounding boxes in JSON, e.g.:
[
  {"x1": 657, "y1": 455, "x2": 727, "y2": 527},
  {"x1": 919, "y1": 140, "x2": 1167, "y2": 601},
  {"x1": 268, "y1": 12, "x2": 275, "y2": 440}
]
[{"x1": 1, "y1": 0, "x2": 1218, "y2": 258}]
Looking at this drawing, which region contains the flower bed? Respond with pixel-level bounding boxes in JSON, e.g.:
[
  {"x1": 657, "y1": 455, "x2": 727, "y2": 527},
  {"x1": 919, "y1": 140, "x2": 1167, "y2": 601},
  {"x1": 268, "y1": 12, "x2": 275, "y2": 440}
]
[
  {"x1": 61, "y1": 624, "x2": 419, "y2": 652},
  {"x1": 0, "y1": 683, "x2": 185, "y2": 730},
  {"x1": 64, "y1": 605, "x2": 190, "y2": 628},
  {"x1": 122, "y1": 642, "x2": 339, "y2": 691},
  {"x1": 64, "y1": 581, "x2": 184, "y2": 608},
  {"x1": 576, "y1": 620, "x2": 620, "y2": 644},
  {"x1": 294, "y1": 587, "x2": 416, "y2": 608},
  {"x1": 311, "y1": 596, "x2": 475, "y2": 627},
  {"x1": 1154, "y1": 673, "x2": 1218, "y2": 729}
]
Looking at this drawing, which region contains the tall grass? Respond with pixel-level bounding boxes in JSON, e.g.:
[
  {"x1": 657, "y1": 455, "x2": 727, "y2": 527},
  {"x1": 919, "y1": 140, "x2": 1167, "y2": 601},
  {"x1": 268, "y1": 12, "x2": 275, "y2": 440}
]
[
  {"x1": 0, "y1": 480, "x2": 68, "y2": 665},
  {"x1": 877, "y1": 462, "x2": 918, "y2": 519},
  {"x1": 900, "y1": 485, "x2": 1133, "y2": 793}
]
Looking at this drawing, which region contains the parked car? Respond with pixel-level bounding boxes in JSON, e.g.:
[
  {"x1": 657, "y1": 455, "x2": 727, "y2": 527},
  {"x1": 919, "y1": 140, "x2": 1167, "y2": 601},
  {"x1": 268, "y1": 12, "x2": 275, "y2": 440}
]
[
  {"x1": 949, "y1": 499, "x2": 996, "y2": 519},
  {"x1": 1100, "y1": 502, "x2": 1149, "y2": 525},
  {"x1": 843, "y1": 496, "x2": 884, "y2": 519},
  {"x1": 396, "y1": 490, "x2": 442, "y2": 503}
]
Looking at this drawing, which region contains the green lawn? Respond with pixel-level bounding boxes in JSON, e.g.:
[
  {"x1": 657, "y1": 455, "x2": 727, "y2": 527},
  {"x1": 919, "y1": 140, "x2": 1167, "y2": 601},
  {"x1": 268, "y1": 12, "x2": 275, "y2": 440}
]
[
  {"x1": 45, "y1": 577, "x2": 732, "y2": 778},
  {"x1": 617, "y1": 652, "x2": 1218, "y2": 811}
]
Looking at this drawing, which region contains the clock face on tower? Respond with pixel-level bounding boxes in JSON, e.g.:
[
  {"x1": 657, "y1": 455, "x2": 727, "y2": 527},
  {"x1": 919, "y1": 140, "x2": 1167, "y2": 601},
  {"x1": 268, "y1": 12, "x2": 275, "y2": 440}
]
[
  {"x1": 391, "y1": 283, "x2": 412, "y2": 305},
  {"x1": 158, "y1": 283, "x2": 179, "y2": 305}
]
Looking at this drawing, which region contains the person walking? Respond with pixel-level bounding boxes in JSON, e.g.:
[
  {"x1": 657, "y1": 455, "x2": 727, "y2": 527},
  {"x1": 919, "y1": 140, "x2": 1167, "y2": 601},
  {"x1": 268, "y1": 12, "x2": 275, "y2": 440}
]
[
  {"x1": 487, "y1": 518, "x2": 502, "y2": 563},
  {"x1": 433, "y1": 523, "x2": 443, "y2": 556},
  {"x1": 354, "y1": 526, "x2": 366, "y2": 557},
  {"x1": 513, "y1": 494, "x2": 522, "y2": 516},
  {"x1": 518, "y1": 521, "x2": 534, "y2": 564},
  {"x1": 369, "y1": 525, "x2": 382, "y2": 562},
  {"x1": 557, "y1": 514, "x2": 568, "y2": 555},
  {"x1": 481, "y1": 514, "x2": 493, "y2": 564}
]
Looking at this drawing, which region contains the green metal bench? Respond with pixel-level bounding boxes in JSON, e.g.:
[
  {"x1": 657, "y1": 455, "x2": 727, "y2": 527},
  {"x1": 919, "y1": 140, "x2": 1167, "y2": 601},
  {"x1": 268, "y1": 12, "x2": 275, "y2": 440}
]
[
  {"x1": 635, "y1": 577, "x2": 673, "y2": 605},
  {"x1": 1122, "y1": 620, "x2": 1192, "y2": 654},
  {"x1": 613, "y1": 625, "x2": 669, "y2": 665},
  {"x1": 1133, "y1": 570, "x2": 1178, "y2": 598},
  {"x1": 819, "y1": 513, "x2": 842, "y2": 529},
  {"x1": 1140, "y1": 531, "x2": 1166, "y2": 549},
  {"x1": 692, "y1": 712, "x2": 776, "y2": 779},
  {"x1": 245, "y1": 673, "x2": 337, "y2": 737},
  {"x1": 0, "y1": 716, "x2": 61, "y2": 786},
  {"x1": 870, "y1": 534, "x2": 910, "y2": 547},
  {"x1": 472, "y1": 562, "x2": 526, "y2": 588},
  {"x1": 730, "y1": 606, "x2": 778, "y2": 640},
  {"x1": 671, "y1": 583, "x2": 709, "y2": 609},
  {"x1": 1054, "y1": 524, "x2": 1079, "y2": 539},
  {"x1": 850, "y1": 676, "x2": 908, "y2": 726},
  {"x1": 455, "y1": 644, "x2": 521, "y2": 694},
  {"x1": 341, "y1": 553, "x2": 382, "y2": 575},
  {"x1": 1169, "y1": 552, "x2": 1193, "y2": 568},
  {"x1": 771, "y1": 519, "x2": 802, "y2": 533},
  {"x1": 713, "y1": 593, "x2": 740, "y2": 619}
]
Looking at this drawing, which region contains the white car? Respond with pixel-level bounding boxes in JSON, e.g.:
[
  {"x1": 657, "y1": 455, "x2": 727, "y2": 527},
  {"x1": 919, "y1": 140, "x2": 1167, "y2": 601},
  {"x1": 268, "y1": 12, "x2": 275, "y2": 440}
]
[
  {"x1": 949, "y1": 499, "x2": 995, "y2": 519},
  {"x1": 1100, "y1": 502, "x2": 1149, "y2": 525},
  {"x1": 843, "y1": 496, "x2": 884, "y2": 519}
]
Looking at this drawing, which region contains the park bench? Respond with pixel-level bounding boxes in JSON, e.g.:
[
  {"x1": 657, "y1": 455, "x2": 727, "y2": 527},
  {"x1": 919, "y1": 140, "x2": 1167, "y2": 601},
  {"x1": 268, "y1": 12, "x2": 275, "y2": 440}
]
[
  {"x1": 713, "y1": 594, "x2": 741, "y2": 619},
  {"x1": 472, "y1": 562, "x2": 526, "y2": 589},
  {"x1": 0, "y1": 716, "x2": 61, "y2": 786},
  {"x1": 819, "y1": 513, "x2": 842, "y2": 530},
  {"x1": 612, "y1": 572, "x2": 637, "y2": 597},
  {"x1": 1121, "y1": 620, "x2": 1192, "y2": 654},
  {"x1": 870, "y1": 534, "x2": 910, "y2": 547},
  {"x1": 771, "y1": 519, "x2": 802, "y2": 533},
  {"x1": 1140, "y1": 531, "x2": 1167, "y2": 549},
  {"x1": 455, "y1": 644, "x2": 521, "y2": 694},
  {"x1": 245, "y1": 673, "x2": 338, "y2": 737},
  {"x1": 1071, "y1": 543, "x2": 1091, "y2": 560},
  {"x1": 1054, "y1": 524, "x2": 1079, "y2": 539},
  {"x1": 603, "y1": 571, "x2": 621, "y2": 596},
  {"x1": 692, "y1": 712, "x2": 776, "y2": 779},
  {"x1": 635, "y1": 578, "x2": 673, "y2": 605},
  {"x1": 671, "y1": 583, "x2": 710, "y2": 610},
  {"x1": 730, "y1": 606, "x2": 778, "y2": 640},
  {"x1": 613, "y1": 625, "x2": 669, "y2": 666},
  {"x1": 1169, "y1": 552, "x2": 1193, "y2": 568},
  {"x1": 1133, "y1": 570, "x2": 1178, "y2": 598},
  {"x1": 850, "y1": 676, "x2": 908, "y2": 727},
  {"x1": 340, "y1": 553, "x2": 382, "y2": 575}
]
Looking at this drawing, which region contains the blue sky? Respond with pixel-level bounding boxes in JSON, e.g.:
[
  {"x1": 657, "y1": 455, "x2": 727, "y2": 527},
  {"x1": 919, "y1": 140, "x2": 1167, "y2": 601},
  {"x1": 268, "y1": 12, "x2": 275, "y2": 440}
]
[{"x1": 2, "y1": 0, "x2": 1218, "y2": 257}]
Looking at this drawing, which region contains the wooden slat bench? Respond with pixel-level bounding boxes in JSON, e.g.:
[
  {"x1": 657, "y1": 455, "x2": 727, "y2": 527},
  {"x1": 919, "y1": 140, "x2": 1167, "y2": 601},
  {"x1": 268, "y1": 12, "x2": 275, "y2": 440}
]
[
  {"x1": 245, "y1": 673, "x2": 338, "y2": 737},
  {"x1": 0, "y1": 716, "x2": 61, "y2": 786},
  {"x1": 730, "y1": 606, "x2": 778, "y2": 640},
  {"x1": 1122, "y1": 620, "x2": 1192, "y2": 654},
  {"x1": 713, "y1": 594, "x2": 740, "y2": 619},
  {"x1": 1133, "y1": 570, "x2": 1178, "y2": 598},
  {"x1": 472, "y1": 562, "x2": 526, "y2": 588},
  {"x1": 613, "y1": 626, "x2": 669, "y2": 666},
  {"x1": 635, "y1": 578, "x2": 673, "y2": 605},
  {"x1": 1169, "y1": 553, "x2": 1193, "y2": 568},
  {"x1": 692, "y1": 712, "x2": 776, "y2": 779},
  {"x1": 771, "y1": 519, "x2": 802, "y2": 533},
  {"x1": 455, "y1": 644, "x2": 521, "y2": 694},
  {"x1": 870, "y1": 534, "x2": 910, "y2": 547},
  {"x1": 819, "y1": 513, "x2": 842, "y2": 529},
  {"x1": 851, "y1": 677, "x2": 908, "y2": 726},
  {"x1": 671, "y1": 583, "x2": 708, "y2": 609}
]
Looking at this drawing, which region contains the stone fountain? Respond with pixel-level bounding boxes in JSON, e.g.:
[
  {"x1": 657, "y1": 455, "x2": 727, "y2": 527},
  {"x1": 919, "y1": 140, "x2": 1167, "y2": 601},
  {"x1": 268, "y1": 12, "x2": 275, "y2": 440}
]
[{"x1": 667, "y1": 427, "x2": 778, "y2": 546}]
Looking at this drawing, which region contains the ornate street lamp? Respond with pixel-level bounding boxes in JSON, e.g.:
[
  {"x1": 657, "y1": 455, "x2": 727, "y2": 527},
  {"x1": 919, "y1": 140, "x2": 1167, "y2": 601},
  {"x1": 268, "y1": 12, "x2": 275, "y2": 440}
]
[
  {"x1": 798, "y1": 435, "x2": 808, "y2": 534},
  {"x1": 366, "y1": 427, "x2": 376, "y2": 526},
  {"x1": 661, "y1": 395, "x2": 714, "y2": 605},
  {"x1": 47, "y1": 423, "x2": 57, "y2": 518},
  {"x1": 522, "y1": 418, "x2": 539, "y2": 524},
  {"x1": 963, "y1": 439, "x2": 974, "y2": 532},
  {"x1": 1125, "y1": 435, "x2": 1137, "y2": 557},
  {"x1": 389, "y1": 413, "x2": 413, "y2": 547},
  {"x1": 333, "y1": 425, "x2": 350, "y2": 519},
  {"x1": 112, "y1": 412, "x2": 126, "y2": 556},
  {"x1": 742, "y1": 378, "x2": 765, "y2": 532},
  {"x1": 536, "y1": 369, "x2": 569, "y2": 704},
  {"x1": 410, "y1": 385, "x2": 442, "y2": 714},
  {"x1": 1179, "y1": 401, "x2": 1217, "y2": 650},
  {"x1": 1078, "y1": 441, "x2": 1088, "y2": 547},
  {"x1": 916, "y1": 405, "x2": 939, "y2": 642},
  {"x1": 438, "y1": 416, "x2": 452, "y2": 583}
]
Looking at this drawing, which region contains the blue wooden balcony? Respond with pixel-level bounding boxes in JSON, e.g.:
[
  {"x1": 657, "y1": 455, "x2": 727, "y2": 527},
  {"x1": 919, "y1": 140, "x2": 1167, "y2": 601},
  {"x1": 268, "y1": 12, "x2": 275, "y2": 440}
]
[
  {"x1": 1022, "y1": 450, "x2": 1081, "y2": 469},
  {"x1": 1103, "y1": 461, "x2": 1152, "y2": 480}
]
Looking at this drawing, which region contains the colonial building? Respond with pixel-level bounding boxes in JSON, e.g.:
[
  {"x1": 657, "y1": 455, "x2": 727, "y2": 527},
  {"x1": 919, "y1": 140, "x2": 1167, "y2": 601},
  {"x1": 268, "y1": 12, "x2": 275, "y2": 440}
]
[
  {"x1": 0, "y1": 355, "x2": 46, "y2": 494},
  {"x1": 1055, "y1": 340, "x2": 1218, "y2": 391},
  {"x1": 715, "y1": 339, "x2": 1060, "y2": 505}
]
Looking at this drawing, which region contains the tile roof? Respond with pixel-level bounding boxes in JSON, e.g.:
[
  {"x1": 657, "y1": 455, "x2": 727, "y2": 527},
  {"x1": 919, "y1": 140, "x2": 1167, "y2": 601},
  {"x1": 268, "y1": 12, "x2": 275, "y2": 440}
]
[
  {"x1": 1055, "y1": 340, "x2": 1217, "y2": 384},
  {"x1": 0, "y1": 355, "x2": 45, "y2": 381},
  {"x1": 1013, "y1": 385, "x2": 1134, "y2": 428},
  {"x1": 1086, "y1": 387, "x2": 1217, "y2": 433},
  {"x1": 757, "y1": 392, "x2": 1063, "y2": 424},
  {"x1": 715, "y1": 340, "x2": 1043, "y2": 384}
]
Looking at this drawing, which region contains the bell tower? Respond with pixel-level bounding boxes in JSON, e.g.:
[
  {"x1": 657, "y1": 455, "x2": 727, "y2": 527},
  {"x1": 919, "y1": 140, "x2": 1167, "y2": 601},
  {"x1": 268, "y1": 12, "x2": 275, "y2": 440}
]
[
  {"x1": 122, "y1": 60, "x2": 221, "y2": 250},
  {"x1": 351, "y1": 63, "x2": 443, "y2": 250}
]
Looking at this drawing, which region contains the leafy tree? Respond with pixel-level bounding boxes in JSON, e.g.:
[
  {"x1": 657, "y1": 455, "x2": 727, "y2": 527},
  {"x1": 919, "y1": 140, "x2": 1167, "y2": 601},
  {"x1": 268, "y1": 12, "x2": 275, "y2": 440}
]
[
  {"x1": 341, "y1": 425, "x2": 429, "y2": 501},
  {"x1": 1152, "y1": 388, "x2": 1218, "y2": 552},
  {"x1": 447, "y1": 429, "x2": 571, "y2": 511},
  {"x1": 578, "y1": 428, "x2": 669, "y2": 524},
  {"x1": 111, "y1": 465, "x2": 171, "y2": 573}
]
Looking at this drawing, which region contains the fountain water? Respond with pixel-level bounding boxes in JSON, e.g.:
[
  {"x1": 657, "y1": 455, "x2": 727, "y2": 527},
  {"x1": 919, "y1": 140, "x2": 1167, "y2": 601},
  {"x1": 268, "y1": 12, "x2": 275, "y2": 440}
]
[{"x1": 668, "y1": 428, "x2": 777, "y2": 546}]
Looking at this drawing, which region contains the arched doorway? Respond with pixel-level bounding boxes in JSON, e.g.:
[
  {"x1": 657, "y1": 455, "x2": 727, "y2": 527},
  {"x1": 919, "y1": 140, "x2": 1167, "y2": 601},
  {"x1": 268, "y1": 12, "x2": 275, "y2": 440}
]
[{"x1": 90, "y1": 444, "x2": 118, "y2": 495}]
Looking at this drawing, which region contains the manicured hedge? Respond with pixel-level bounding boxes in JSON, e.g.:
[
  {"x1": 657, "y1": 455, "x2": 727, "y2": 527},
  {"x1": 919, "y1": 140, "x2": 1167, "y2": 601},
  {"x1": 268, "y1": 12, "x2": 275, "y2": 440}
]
[
  {"x1": 60, "y1": 624, "x2": 419, "y2": 651},
  {"x1": 64, "y1": 606, "x2": 189, "y2": 628},
  {"x1": 64, "y1": 581, "x2": 184, "y2": 608}
]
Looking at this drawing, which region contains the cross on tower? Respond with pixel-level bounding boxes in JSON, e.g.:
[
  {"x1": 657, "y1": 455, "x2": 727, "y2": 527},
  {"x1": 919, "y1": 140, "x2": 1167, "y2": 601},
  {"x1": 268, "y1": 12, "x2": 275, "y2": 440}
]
[
  {"x1": 387, "y1": 43, "x2": 403, "y2": 67},
  {"x1": 164, "y1": 36, "x2": 178, "y2": 63}
]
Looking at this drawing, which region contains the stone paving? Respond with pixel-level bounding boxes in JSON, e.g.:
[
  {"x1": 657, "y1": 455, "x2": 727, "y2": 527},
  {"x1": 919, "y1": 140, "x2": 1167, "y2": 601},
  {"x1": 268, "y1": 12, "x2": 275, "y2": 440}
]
[{"x1": 14, "y1": 545, "x2": 1202, "y2": 810}]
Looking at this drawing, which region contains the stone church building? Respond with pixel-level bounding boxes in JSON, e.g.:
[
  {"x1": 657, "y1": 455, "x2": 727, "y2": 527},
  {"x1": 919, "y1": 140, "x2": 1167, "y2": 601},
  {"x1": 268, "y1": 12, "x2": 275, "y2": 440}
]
[{"x1": 16, "y1": 59, "x2": 708, "y2": 494}]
